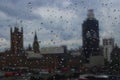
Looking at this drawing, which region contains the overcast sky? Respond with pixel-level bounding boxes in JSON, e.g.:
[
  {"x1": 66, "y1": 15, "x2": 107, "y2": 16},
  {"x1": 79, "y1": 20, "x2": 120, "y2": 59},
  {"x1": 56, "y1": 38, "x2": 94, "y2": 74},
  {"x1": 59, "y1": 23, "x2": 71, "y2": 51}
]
[{"x1": 0, "y1": 0, "x2": 120, "y2": 51}]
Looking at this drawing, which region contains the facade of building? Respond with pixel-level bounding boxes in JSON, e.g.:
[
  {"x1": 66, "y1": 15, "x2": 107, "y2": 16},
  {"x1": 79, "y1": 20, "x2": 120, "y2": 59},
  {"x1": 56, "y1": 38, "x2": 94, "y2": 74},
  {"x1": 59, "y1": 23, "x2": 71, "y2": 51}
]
[
  {"x1": 10, "y1": 27, "x2": 23, "y2": 54},
  {"x1": 82, "y1": 9, "x2": 100, "y2": 61},
  {"x1": 0, "y1": 47, "x2": 67, "y2": 72},
  {"x1": 89, "y1": 55, "x2": 104, "y2": 67},
  {"x1": 103, "y1": 38, "x2": 114, "y2": 62},
  {"x1": 0, "y1": 28, "x2": 69, "y2": 72}
]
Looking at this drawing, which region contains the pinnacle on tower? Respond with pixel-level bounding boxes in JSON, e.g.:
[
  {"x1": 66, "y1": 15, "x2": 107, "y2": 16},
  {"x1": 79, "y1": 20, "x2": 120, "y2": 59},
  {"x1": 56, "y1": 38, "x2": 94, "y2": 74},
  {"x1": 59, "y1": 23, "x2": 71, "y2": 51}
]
[
  {"x1": 34, "y1": 31, "x2": 38, "y2": 41},
  {"x1": 21, "y1": 27, "x2": 23, "y2": 32}
]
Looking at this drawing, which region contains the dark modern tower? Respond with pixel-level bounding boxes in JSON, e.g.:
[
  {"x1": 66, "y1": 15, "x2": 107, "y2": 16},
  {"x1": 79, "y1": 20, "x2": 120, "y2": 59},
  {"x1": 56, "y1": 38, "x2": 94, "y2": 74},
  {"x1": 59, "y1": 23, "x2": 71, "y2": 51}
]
[
  {"x1": 33, "y1": 31, "x2": 40, "y2": 53},
  {"x1": 10, "y1": 27, "x2": 23, "y2": 54},
  {"x1": 82, "y1": 9, "x2": 99, "y2": 60}
]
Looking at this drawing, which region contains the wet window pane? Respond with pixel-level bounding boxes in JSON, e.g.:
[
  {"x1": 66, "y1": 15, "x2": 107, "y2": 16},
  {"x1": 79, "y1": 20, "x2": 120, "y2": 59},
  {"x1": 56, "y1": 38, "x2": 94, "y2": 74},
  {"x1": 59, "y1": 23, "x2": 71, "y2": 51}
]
[{"x1": 0, "y1": 0, "x2": 120, "y2": 80}]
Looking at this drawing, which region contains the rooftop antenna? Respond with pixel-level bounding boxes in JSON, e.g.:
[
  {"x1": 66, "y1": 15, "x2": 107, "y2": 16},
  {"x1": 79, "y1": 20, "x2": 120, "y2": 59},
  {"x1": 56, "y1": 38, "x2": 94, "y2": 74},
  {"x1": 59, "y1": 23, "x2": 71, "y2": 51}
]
[{"x1": 87, "y1": 9, "x2": 95, "y2": 20}]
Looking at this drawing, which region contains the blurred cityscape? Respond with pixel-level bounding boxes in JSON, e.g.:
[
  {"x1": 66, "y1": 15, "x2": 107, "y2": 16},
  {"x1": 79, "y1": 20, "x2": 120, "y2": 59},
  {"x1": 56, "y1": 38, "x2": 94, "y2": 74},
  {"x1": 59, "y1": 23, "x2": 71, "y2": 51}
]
[{"x1": 0, "y1": 9, "x2": 120, "y2": 80}]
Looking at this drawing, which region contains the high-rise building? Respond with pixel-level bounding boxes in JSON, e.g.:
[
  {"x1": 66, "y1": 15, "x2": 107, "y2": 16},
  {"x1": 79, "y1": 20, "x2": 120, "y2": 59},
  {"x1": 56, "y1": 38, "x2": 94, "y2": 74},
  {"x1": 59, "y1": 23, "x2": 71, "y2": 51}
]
[
  {"x1": 10, "y1": 27, "x2": 23, "y2": 54},
  {"x1": 33, "y1": 31, "x2": 40, "y2": 53},
  {"x1": 82, "y1": 9, "x2": 100, "y2": 60},
  {"x1": 103, "y1": 38, "x2": 114, "y2": 62}
]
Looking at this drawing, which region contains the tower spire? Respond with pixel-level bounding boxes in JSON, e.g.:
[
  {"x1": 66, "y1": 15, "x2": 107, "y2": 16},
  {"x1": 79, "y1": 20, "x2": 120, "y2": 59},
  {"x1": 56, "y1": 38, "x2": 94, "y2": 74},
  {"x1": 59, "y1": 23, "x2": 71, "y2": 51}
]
[
  {"x1": 10, "y1": 27, "x2": 12, "y2": 34},
  {"x1": 34, "y1": 30, "x2": 38, "y2": 41},
  {"x1": 33, "y1": 31, "x2": 40, "y2": 53}
]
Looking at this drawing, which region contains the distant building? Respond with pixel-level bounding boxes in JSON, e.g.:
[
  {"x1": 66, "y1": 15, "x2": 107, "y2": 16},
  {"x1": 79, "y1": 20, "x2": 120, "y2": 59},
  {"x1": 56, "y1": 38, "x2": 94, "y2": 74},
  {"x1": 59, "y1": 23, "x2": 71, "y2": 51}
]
[
  {"x1": 10, "y1": 27, "x2": 23, "y2": 54},
  {"x1": 40, "y1": 46, "x2": 68, "y2": 69},
  {"x1": 82, "y1": 9, "x2": 100, "y2": 61},
  {"x1": 25, "y1": 46, "x2": 67, "y2": 70},
  {"x1": 26, "y1": 46, "x2": 66, "y2": 59},
  {"x1": 69, "y1": 48, "x2": 81, "y2": 56},
  {"x1": 103, "y1": 38, "x2": 114, "y2": 62},
  {"x1": 110, "y1": 46, "x2": 120, "y2": 73},
  {"x1": 26, "y1": 51, "x2": 42, "y2": 59},
  {"x1": 111, "y1": 46, "x2": 120, "y2": 59},
  {"x1": 33, "y1": 31, "x2": 40, "y2": 53},
  {"x1": 26, "y1": 32, "x2": 41, "y2": 58},
  {"x1": 89, "y1": 55, "x2": 104, "y2": 67},
  {"x1": 40, "y1": 46, "x2": 65, "y2": 54},
  {"x1": 27, "y1": 44, "x2": 32, "y2": 51}
]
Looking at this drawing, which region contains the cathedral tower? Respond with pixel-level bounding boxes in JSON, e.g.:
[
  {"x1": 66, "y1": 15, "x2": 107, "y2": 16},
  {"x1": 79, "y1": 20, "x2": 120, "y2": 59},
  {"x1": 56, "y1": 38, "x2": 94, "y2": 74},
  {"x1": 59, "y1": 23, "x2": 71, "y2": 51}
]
[
  {"x1": 33, "y1": 31, "x2": 40, "y2": 53},
  {"x1": 10, "y1": 27, "x2": 23, "y2": 54}
]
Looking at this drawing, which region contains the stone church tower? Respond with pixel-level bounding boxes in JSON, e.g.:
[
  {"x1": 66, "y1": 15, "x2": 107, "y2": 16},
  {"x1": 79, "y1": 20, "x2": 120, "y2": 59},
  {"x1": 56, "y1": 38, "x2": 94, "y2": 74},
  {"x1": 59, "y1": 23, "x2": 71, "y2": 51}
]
[
  {"x1": 10, "y1": 27, "x2": 23, "y2": 54},
  {"x1": 33, "y1": 31, "x2": 40, "y2": 53}
]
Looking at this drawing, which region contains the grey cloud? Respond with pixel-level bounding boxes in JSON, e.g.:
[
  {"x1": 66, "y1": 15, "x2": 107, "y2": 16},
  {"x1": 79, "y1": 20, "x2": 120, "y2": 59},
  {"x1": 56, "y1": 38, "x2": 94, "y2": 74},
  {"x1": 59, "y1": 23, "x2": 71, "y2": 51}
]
[{"x1": 0, "y1": 0, "x2": 120, "y2": 50}]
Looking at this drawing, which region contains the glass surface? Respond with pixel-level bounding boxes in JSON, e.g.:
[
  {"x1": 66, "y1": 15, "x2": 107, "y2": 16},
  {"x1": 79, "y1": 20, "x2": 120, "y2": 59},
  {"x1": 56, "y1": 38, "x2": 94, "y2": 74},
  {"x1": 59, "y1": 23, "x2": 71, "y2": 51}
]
[{"x1": 0, "y1": 0, "x2": 120, "y2": 80}]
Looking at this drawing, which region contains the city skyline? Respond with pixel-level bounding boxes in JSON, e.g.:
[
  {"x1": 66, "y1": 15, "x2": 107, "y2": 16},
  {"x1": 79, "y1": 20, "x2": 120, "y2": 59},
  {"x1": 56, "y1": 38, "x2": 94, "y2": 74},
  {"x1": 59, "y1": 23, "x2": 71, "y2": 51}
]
[{"x1": 0, "y1": 0, "x2": 120, "y2": 51}]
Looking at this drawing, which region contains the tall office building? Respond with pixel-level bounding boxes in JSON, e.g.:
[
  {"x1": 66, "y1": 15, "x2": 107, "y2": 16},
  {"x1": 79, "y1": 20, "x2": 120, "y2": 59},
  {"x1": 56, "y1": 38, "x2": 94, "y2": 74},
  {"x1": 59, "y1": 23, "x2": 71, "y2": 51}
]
[{"x1": 82, "y1": 9, "x2": 100, "y2": 61}]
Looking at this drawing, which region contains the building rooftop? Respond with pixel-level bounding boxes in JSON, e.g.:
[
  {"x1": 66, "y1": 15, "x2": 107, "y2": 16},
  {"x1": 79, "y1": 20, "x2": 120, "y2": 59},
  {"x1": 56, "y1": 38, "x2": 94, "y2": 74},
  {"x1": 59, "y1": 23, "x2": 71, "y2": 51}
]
[
  {"x1": 26, "y1": 51, "x2": 43, "y2": 59},
  {"x1": 40, "y1": 46, "x2": 65, "y2": 54},
  {"x1": 26, "y1": 46, "x2": 65, "y2": 58}
]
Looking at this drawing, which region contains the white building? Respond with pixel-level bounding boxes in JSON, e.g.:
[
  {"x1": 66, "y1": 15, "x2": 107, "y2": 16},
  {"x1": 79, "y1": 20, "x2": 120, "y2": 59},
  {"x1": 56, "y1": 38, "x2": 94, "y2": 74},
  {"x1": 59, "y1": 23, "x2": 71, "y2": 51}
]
[
  {"x1": 26, "y1": 51, "x2": 43, "y2": 59},
  {"x1": 40, "y1": 46, "x2": 65, "y2": 54},
  {"x1": 26, "y1": 46, "x2": 66, "y2": 59},
  {"x1": 103, "y1": 38, "x2": 114, "y2": 62}
]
